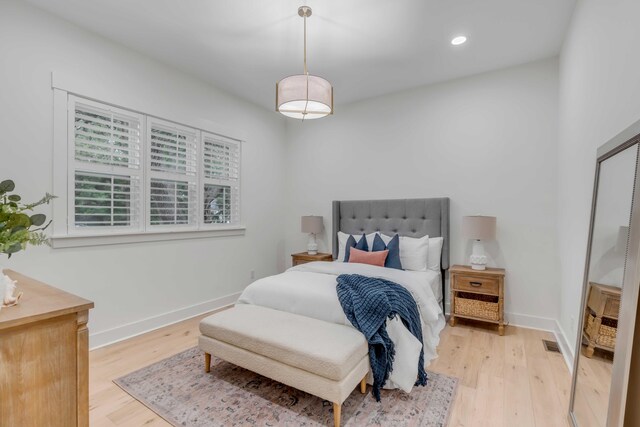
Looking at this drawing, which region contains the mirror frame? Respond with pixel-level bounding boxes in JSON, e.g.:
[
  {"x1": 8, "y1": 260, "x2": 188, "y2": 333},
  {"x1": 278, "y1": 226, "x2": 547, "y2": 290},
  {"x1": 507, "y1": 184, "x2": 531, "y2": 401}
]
[{"x1": 569, "y1": 120, "x2": 640, "y2": 427}]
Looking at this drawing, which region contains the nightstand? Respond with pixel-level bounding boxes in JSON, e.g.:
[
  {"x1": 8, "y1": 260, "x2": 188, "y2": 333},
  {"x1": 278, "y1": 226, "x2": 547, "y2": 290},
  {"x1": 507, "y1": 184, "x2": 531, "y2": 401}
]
[
  {"x1": 291, "y1": 252, "x2": 333, "y2": 266},
  {"x1": 449, "y1": 264, "x2": 506, "y2": 335}
]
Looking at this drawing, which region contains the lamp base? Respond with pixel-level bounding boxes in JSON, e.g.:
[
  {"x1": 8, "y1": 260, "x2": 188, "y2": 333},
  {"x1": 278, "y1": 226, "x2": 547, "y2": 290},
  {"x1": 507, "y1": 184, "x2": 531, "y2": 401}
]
[
  {"x1": 307, "y1": 233, "x2": 318, "y2": 255},
  {"x1": 469, "y1": 239, "x2": 487, "y2": 270}
]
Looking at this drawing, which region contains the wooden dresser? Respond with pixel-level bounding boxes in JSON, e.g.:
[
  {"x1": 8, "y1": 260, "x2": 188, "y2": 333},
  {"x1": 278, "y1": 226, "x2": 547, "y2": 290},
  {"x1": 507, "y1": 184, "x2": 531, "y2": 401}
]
[
  {"x1": 0, "y1": 270, "x2": 94, "y2": 427},
  {"x1": 291, "y1": 252, "x2": 333, "y2": 266}
]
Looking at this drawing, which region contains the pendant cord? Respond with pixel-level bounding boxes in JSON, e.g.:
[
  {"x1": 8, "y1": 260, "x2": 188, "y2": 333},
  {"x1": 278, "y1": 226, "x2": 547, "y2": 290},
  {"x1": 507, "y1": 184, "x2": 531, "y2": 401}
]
[
  {"x1": 303, "y1": 13, "x2": 308, "y2": 75},
  {"x1": 302, "y1": 11, "x2": 309, "y2": 119}
]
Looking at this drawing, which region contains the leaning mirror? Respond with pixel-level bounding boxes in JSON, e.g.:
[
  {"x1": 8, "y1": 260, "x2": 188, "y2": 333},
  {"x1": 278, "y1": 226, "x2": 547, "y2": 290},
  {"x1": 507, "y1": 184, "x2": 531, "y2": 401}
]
[{"x1": 569, "y1": 125, "x2": 640, "y2": 427}]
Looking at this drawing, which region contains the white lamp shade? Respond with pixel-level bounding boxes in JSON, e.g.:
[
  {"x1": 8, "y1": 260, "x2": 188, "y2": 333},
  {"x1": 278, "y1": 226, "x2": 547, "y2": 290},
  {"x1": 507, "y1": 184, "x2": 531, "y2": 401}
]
[
  {"x1": 276, "y1": 74, "x2": 333, "y2": 120},
  {"x1": 301, "y1": 215, "x2": 323, "y2": 234},
  {"x1": 462, "y1": 216, "x2": 497, "y2": 240}
]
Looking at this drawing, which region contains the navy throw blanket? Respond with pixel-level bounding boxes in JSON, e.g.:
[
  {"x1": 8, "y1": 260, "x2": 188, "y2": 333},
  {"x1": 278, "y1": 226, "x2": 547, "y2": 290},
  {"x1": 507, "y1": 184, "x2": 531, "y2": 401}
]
[{"x1": 336, "y1": 274, "x2": 427, "y2": 401}]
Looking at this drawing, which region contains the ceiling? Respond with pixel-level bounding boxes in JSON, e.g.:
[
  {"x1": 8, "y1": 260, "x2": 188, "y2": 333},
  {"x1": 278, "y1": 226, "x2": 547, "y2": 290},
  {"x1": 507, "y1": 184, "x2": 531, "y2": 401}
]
[{"x1": 27, "y1": 0, "x2": 576, "y2": 109}]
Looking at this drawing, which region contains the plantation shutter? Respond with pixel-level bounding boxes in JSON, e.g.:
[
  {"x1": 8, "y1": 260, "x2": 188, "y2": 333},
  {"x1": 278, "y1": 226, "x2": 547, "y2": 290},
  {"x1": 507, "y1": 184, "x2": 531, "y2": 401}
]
[
  {"x1": 202, "y1": 132, "x2": 240, "y2": 225},
  {"x1": 70, "y1": 97, "x2": 143, "y2": 230},
  {"x1": 147, "y1": 119, "x2": 198, "y2": 227}
]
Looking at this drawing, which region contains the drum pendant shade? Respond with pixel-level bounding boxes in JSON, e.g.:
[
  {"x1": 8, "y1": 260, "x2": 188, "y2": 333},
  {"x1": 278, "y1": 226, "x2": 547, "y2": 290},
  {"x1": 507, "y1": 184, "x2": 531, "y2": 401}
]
[{"x1": 276, "y1": 6, "x2": 333, "y2": 120}]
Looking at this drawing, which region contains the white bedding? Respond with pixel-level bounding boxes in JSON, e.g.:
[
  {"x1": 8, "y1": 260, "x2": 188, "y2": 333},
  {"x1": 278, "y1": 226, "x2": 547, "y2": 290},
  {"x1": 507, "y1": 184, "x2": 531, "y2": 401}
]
[
  {"x1": 406, "y1": 267, "x2": 442, "y2": 303},
  {"x1": 237, "y1": 261, "x2": 446, "y2": 392}
]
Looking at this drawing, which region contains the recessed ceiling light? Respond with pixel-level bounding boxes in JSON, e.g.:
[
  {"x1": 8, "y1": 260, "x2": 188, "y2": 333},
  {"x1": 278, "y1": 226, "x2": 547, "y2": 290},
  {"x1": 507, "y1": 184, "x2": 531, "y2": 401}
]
[{"x1": 451, "y1": 36, "x2": 467, "y2": 46}]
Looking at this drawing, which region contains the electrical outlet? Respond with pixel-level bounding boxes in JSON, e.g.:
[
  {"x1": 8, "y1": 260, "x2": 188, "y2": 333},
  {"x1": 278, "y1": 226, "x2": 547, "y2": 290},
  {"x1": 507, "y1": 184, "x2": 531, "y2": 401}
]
[{"x1": 250, "y1": 270, "x2": 255, "y2": 280}]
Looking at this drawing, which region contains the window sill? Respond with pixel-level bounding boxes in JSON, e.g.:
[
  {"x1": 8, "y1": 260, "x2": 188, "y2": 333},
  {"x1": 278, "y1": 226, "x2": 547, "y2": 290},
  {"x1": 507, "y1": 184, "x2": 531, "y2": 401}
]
[{"x1": 51, "y1": 226, "x2": 246, "y2": 249}]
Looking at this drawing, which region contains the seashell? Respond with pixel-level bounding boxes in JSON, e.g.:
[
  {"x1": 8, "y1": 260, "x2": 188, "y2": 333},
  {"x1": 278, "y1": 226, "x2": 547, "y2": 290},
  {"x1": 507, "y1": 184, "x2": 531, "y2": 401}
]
[{"x1": 2, "y1": 274, "x2": 22, "y2": 307}]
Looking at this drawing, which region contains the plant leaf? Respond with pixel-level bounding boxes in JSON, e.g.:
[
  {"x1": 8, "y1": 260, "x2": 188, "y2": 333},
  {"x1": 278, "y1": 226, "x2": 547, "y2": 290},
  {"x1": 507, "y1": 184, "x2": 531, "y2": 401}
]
[
  {"x1": 8, "y1": 195, "x2": 21, "y2": 202},
  {"x1": 6, "y1": 243, "x2": 22, "y2": 254},
  {"x1": 10, "y1": 225, "x2": 26, "y2": 235},
  {"x1": 0, "y1": 180, "x2": 15, "y2": 193},
  {"x1": 6, "y1": 213, "x2": 31, "y2": 229},
  {"x1": 30, "y1": 214, "x2": 46, "y2": 226}
]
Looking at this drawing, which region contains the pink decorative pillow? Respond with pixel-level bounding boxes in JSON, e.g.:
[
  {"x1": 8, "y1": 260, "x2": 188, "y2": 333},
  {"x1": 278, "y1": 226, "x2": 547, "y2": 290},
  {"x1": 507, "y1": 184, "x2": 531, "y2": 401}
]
[{"x1": 348, "y1": 247, "x2": 388, "y2": 267}]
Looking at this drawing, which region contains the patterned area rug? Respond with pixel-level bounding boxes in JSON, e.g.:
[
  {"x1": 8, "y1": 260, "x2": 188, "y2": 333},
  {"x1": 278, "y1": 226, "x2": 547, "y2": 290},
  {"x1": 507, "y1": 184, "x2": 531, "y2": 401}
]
[{"x1": 114, "y1": 347, "x2": 458, "y2": 427}]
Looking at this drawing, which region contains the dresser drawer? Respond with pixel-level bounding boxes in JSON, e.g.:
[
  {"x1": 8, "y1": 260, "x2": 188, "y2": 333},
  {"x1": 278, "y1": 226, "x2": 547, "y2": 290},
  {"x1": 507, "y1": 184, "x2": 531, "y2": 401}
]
[{"x1": 453, "y1": 275, "x2": 499, "y2": 295}]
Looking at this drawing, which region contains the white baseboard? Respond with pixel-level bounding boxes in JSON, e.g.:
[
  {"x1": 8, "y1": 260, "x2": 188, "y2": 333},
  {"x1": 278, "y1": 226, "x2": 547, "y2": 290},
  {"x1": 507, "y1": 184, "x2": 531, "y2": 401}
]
[
  {"x1": 505, "y1": 311, "x2": 558, "y2": 331},
  {"x1": 553, "y1": 320, "x2": 575, "y2": 373},
  {"x1": 444, "y1": 309, "x2": 558, "y2": 332},
  {"x1": 89, "y1": 292, "x2": 241, "y2": 350}
]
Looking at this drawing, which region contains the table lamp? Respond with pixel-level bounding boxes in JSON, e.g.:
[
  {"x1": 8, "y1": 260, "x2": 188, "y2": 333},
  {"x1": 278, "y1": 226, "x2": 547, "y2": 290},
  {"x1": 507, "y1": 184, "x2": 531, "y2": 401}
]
[
  {"x1": 301, "y1": 216, "x2": 323, "y2": 255},
  {"x1": 462, "y1": 215, "x2": 497, "y2": 270}
]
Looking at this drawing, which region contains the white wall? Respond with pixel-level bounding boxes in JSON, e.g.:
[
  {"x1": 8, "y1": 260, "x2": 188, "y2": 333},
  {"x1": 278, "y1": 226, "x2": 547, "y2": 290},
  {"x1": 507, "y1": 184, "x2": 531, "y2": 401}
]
[
  {"x1": 557, "y1": 0, "x2": 640, "y2": 350},
  {"x1": 0, "y1": 0, "x2": 287, "y2": 347},
  {"x1": 285, "y1": 59, "x2": 560, "y2": 327}
]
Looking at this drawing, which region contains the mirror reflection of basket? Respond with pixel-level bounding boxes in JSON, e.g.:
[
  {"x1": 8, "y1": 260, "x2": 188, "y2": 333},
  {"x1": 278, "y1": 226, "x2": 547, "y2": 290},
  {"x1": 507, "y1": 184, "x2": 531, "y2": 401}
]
[
  {"x1": 454, "y1": 292, "x2": 499, "y2": 321},
  {"x1": 586, "y1": 313, "x2": 617, "y2": 349}
]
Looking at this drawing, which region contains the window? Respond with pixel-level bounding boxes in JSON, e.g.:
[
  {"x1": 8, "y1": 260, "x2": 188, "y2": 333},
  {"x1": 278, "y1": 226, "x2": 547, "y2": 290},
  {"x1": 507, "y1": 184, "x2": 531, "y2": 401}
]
[
  {"x1": 71, "y1": 100, "x2": 143, "y2": 232},
  {"x1": 202, "y1": 133, "x2": 240, "y2": 225},
  {"x1": 59, "y1": 95, "x2": 242, "y2": 242},
  {"x1": 147, "y1": 119, "x2": 198, "y2": 227}
]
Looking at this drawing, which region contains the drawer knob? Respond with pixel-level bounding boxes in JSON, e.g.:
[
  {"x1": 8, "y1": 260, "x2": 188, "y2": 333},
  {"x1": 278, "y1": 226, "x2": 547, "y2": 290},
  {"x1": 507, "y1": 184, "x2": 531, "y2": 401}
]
[{"x1": 470, "y1": 281, "x2": 482, "y2": 287}]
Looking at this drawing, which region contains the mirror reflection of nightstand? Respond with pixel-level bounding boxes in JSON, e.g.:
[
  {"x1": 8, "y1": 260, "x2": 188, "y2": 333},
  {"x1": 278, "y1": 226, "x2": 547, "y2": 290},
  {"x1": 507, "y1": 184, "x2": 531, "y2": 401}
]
[{"x1": 583, "y1": 282, "x2": 621, "y2": 358}]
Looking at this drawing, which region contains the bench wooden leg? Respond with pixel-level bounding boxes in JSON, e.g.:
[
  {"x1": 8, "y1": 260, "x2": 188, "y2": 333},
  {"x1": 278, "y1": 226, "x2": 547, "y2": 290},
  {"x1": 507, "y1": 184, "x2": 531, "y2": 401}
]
[
  {"x1": 204, "y1": 352, "x2": 211, "y2": 373},
  {"x1": 360, "y1": 375, "x2": 367, "y2": 394},
  {"x1": 333, "y1": 402, "x2": 341, "y2": 427}
]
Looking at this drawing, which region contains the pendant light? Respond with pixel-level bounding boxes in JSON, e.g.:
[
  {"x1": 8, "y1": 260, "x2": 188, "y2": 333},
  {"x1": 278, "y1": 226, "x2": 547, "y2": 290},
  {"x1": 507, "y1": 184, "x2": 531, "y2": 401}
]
[{"x1": 276, "y1": 6, "x2": 333, "y2": 120}]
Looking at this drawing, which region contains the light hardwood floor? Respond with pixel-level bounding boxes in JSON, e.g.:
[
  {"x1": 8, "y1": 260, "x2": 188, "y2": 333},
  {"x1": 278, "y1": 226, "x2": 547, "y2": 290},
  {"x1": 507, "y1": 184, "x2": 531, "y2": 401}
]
[
  {"x1": 89, "y1": 315, "x2": 572, "y2": 427},
  {"x1": 572, "y1": 348, "x2": 613, "y2": 427}
]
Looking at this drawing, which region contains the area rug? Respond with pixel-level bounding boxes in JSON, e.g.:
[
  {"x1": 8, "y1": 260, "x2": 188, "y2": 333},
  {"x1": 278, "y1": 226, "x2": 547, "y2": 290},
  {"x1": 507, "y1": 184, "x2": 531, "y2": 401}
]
[{"x1": 114, "y1": 347, "x2": 458, "y2": 427}]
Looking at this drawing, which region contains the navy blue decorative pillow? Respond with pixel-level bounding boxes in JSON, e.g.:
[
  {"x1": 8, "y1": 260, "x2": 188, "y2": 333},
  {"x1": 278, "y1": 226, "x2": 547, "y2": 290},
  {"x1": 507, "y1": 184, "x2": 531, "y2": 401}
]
[
  {"x1": 344, "y1": 233, "x2": 368, "y2": 262},
  {"x1": 372, "y1": 234, "x2": 403, "y2": 270}
]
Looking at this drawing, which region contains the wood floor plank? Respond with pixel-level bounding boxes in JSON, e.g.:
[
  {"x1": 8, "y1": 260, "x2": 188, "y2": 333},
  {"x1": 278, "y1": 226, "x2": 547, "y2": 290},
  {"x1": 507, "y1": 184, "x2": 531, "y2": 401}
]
[
  {"x1": 89, "y1": 314, "x2": 572, "y2": 426},
  {"x1": 528, "y1": 357, "x2": 569, "y2": 427},
  {"x1": 503, "y1": 365, "x2": 536, "y2": 427},
  {"x1": 448, "y1": 384, "x2": 477, "y2": 427}
]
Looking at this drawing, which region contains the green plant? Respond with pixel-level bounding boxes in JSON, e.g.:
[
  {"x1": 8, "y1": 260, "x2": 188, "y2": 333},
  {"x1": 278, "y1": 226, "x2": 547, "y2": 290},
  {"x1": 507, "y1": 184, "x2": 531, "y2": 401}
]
[{"x1": 0, "y1": 179, "x2": 56, "y2": 258}]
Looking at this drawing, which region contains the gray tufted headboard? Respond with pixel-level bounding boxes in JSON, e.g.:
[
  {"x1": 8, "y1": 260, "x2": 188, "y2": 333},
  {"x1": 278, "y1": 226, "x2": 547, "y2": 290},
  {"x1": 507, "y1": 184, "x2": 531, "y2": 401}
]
[{"x1": 332, "y1": 198, "x2": 450, "y2": 307}]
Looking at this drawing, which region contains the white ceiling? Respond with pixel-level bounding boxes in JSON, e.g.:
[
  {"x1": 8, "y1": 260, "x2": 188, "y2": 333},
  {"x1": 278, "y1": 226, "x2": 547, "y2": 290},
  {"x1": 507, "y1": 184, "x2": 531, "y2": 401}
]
[{"x1": 27, "y1": 0, "x2": 576, "y2": 109}]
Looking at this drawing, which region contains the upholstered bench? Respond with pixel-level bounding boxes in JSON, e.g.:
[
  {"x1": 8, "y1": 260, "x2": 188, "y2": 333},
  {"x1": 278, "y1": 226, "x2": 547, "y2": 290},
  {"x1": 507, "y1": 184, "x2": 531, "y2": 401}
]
[{"x1": 198, "y1": 304, "x2": 370, "y2": 427}]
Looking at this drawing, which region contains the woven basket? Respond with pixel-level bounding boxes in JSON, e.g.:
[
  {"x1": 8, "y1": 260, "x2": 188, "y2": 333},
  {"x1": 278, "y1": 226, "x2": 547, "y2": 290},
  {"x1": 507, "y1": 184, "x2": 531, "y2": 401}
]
[
  {"x1": 455, "y1": 292, "x2": 499, "y2": 321},
  {"x1": 586, "y1": 313, "x2": 617, "y2": 349}
]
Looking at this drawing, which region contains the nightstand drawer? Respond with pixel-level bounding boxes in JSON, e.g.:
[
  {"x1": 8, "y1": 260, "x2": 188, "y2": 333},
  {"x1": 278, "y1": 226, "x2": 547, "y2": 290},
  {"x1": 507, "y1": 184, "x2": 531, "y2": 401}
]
[
  {"x1": 291, "y1": 252, "x2": 333, "y2": 267},
  {"x1": 604, "y1": 298, "x2": 620, "y2": 319},
  {"x1": 454, "y1": 275, "x2": 499, "y2": 295}
]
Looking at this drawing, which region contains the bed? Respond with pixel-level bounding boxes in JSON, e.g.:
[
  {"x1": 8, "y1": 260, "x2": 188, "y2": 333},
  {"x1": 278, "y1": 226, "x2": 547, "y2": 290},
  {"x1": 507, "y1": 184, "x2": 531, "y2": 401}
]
[
  {"x1": 237, "y1": 198, "x2": 449, "y2": 390},
  {"x1": 331, "y1": 198, "x2": 450, "y2": 308}
]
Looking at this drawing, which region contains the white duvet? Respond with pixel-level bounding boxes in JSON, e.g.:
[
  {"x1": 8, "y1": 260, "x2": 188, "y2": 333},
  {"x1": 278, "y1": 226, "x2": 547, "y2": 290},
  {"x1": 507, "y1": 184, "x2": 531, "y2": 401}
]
[{"x1": 237, "y1": 261, "x2": 446, "y2": 392}]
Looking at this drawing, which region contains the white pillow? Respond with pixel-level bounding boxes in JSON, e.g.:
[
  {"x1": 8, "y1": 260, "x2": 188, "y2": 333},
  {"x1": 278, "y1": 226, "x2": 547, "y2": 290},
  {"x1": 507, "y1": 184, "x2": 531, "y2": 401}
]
[
  {"x1": 337, "y1": 231, "x2": 368, "y2": 262},
  {"x1": 364, "y1": 232, "x2": 379, "y2": 251},
  {"x1": 427, "y1": 237, "x2": 444, "y2": 271},
  {"x1": 398, "y1": 235, "x2": 430, "y2": 271}
]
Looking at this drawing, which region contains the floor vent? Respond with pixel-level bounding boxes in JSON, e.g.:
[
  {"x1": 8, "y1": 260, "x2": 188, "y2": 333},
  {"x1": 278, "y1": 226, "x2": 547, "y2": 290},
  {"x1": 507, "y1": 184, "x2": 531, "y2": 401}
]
[{"x1": 543, "y1": 339, "x2": 561, "y2": 354}]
